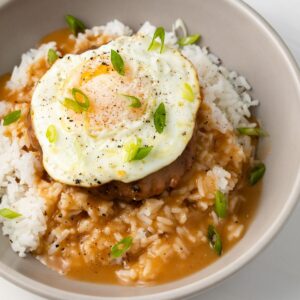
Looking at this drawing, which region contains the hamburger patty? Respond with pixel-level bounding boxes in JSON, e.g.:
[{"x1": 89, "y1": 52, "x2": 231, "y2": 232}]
[{"x1": 103, "y1": 128, "x2": 197, "y2": 201}]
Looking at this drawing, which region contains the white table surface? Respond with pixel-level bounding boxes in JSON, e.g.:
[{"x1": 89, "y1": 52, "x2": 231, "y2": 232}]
[{"x1": 1, "y1": 0, "x2": 300, "y2": 299}]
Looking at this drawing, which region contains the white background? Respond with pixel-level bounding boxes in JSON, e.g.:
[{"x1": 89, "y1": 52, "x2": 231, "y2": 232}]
[{"x1": 1, "y1": 0, "x2": 300, "y2": 299}]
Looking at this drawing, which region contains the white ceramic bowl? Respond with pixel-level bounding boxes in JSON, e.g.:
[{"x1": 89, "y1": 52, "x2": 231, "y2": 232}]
[{"x1": 0, "y1": 0, "x2": 300, "y2": 299}]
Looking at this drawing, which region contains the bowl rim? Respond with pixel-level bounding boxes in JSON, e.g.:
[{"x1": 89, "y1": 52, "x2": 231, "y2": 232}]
[{"x1": 1, "y1": 0, "x2": 300, "y2": 299}]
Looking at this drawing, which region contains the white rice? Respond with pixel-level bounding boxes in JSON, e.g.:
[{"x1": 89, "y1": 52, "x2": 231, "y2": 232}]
[
  {"x1": 181, "y1": 44, "x2": 258, "y2": 130},
  {"x1": 7, "y1": 42, "x2": 57, "y2": 91},
  {"x1": 0, "y1": 126, "x2": 46, "y2": 256},
  {"x1": 172, "y1": 19, "x2": 188, "y2": 39},
  {"x1": 73, "y1": 19, "x2": 133, "y2": 51},
  {"x1": 227, "y1": 223, "x2": 244, "y2": 241},
  {"x1": 210, "y1": 166, "x2": 231, "y2": 193},
  {"x1": 0, "y1": 19, "x2": 258, "y2": 258},
  {"x1": 0, "y1": 101, "x2": 12, "y2": 117},
  {"x1": 115, "y1": 269, "x2": 137, "y2": 283},
  {"x1": 74, "y1": 19, "x2": 133, "y2": 41}
]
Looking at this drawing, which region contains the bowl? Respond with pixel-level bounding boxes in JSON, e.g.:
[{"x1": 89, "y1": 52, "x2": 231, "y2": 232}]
[{"x1": 1, "y1": 0, "x2": 300, "y2": 299}]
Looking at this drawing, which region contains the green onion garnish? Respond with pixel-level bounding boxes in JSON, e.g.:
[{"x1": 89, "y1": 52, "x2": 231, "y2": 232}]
[
  {"x1": 122, "y1": 95, "x2": 142, "y2": 108},
  {"x1": 72, "y1": 88, "x2": 90, "y2": 111},
  {"x1": 148, "y1": 27, "x2": 165, "y2": 53},
  {"x1": 178, "y1": 34, "x2": 201, "y2": 47},
  {"x1": 154, "y1": 103, "x2": 166, "y2": 134},
  {"x1": 65, "y1": 14, "x2": 86, "y2": 36},
  {"x1": 214, "y1": 190, "x2": 228, "y2": 219},
  {"x1": 249, "y1": 163, "x2": 266, "y2": 186},
  {"x1": 125, "y1": 138, "x2": 141, "y2": 162},
  {"x1": 237, "y1": 127, "x2": 268, "y2": 137},
  {"x1": 111, "y1": 236, "x2": 133, "y2": 258},
  {"x1": 62, "y1": 98, "x2": 83, "y2": 113},
  {"x1": 125, "y1": 138, "x2": 153, "y2": 162},
  {"x1": 132, "y1": 146, "x2": 153, "y2": 161},
  {"x1": 207, "y1": 225, "x2": 222, "y2": 256},
  {"x1": 46, "y1": 125, "x2": 57, "y2": 143},
  {"x1": 182, "y1": 82, "x2": 194, "y2": 102},
  {"x1": 3, "y1": 110, "x2": 21, "y2": 126},
  {"x1": 111, "y1": 50, "x2": 125, "y2": 76},
  {"x1": 47, "y1": 49, "x2": 59, "y2": 65},
  {"x1": 0, "y1": 208, "x2": 22, "y2": 219}
]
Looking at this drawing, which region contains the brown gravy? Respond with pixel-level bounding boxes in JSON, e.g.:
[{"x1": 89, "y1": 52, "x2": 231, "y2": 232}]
[{"x1": 65, "y1": 183, "x2": 261, "y2": 285}]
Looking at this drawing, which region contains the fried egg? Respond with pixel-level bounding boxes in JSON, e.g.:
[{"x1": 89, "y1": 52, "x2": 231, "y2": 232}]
[{"x1": 31, "y1": 35, "x2": 201, "y2": 186}]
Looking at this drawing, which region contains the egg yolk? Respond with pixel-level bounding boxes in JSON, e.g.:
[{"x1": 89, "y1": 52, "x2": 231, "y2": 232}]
[{"x1": 63, "y1": 59, "x2": 154, "y2": 136}]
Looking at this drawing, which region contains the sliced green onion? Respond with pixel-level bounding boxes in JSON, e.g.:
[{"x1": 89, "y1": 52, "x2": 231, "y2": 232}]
[
  {"x1": 111, "y1": 50, "x2": 125, "y2": 76},
  {"x1": 178, "y1": 34, "x2": 201, "y2": 47},
  {"x1": 3, "y1": 110, "x2": 21, "y2": 126},
  {"x1": 132, "y1": 146, "x2": 153, "y2": 161},
  {"x1": 148, "y1": 27, "x2": 165, "y2": 53},
  {"x1": 125, "y1": 138, "x2": 141, "y2": 162},
  {"x1": 65, "y1": 14, "x2": 86, "y2": 36},
  {"x1": 72, "y1": 88, "x2": 90, "y2": 110},
  {"x1": 125, "y1": 138, "x2": 153, "y2": 162},
  {"x1": 111, "y1": 236, "x2": 133, "y2": 258},
  {"x1": 173, "y1": 19, "x2": 187, "y2": 39},
  {"x1": 207, "y1": 225, "x2": 222, "y2": 256},
  {"x1": 122, "y1": 95, "x2": 142, "y2": 108},
  {"x1": 62, "y1": 98, "x2": 83, "y2": 113},
  {"x1": 0, "y1": 208, "x2": 22, "y2": 219},
  {"x1": 214, "y1": 190, "x2": 228, "y2": 219},
  {"x1": 46, "y1": 125, "x2": 57, "y2": 143},
  {"x1": 237, "y1": 127, "x2": 268, "y2": 137},
  {"x1": 249, "y1": 163, "x2": 266, "y2": 186},
  {"x1": 182, "y1": 82, "x2": 194, "y2": 102},
  {"x1": 154, "y1": 103, "x2": 166, "y2": 134},
  {"x1": 47, "y1": 49, "x2": 58, "y2": 65}
]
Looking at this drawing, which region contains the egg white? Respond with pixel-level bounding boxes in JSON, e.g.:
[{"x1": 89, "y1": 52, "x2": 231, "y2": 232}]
[{"x1": 31, "y1": 35, "x2": 201, "y2": 186}]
